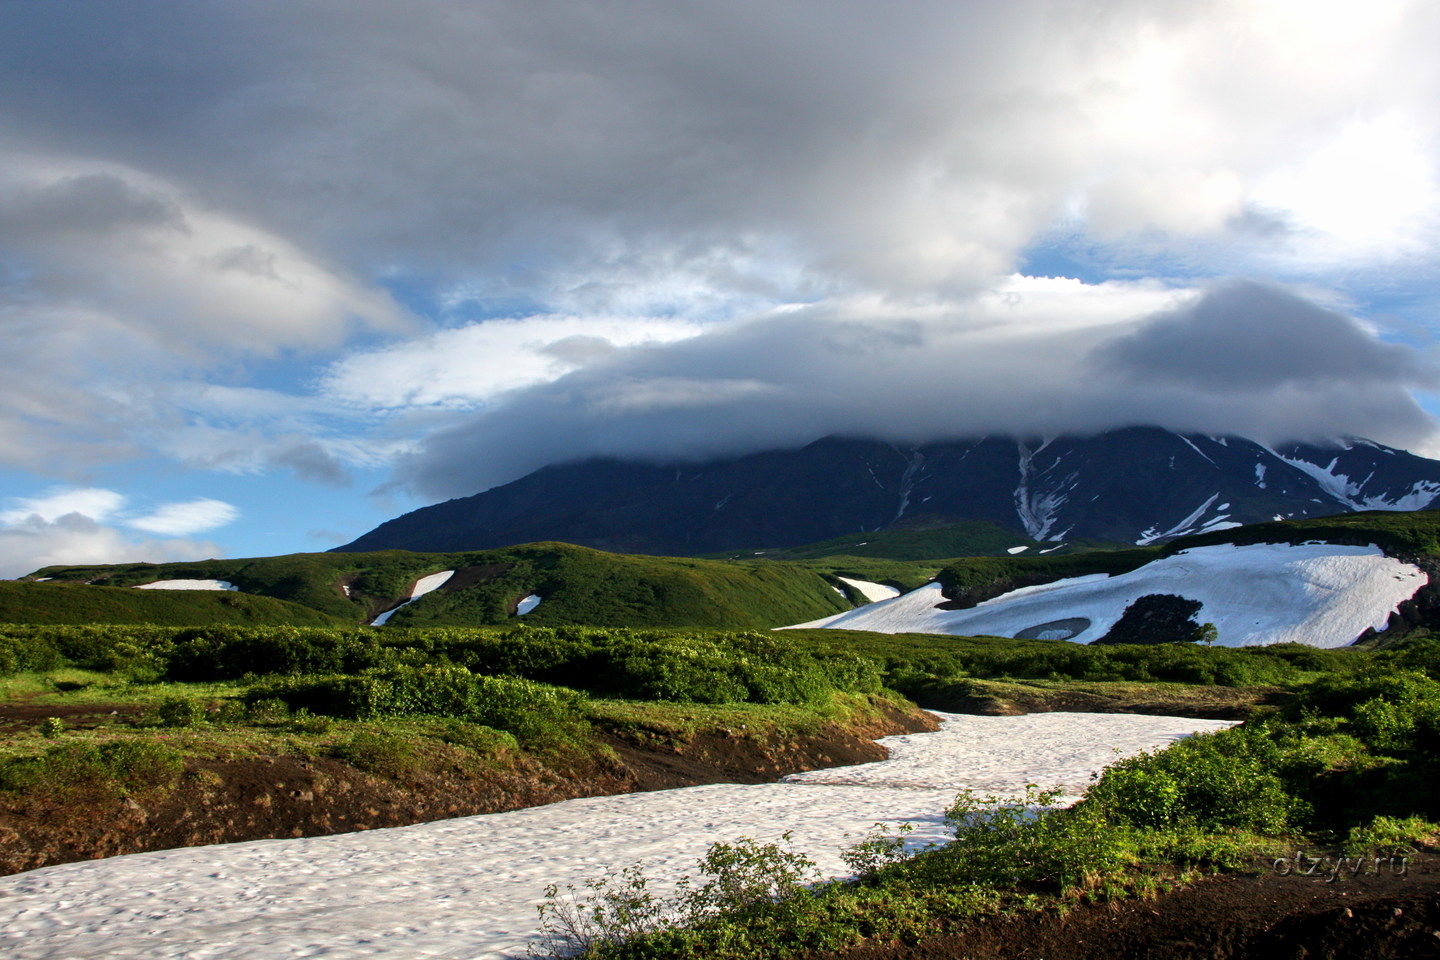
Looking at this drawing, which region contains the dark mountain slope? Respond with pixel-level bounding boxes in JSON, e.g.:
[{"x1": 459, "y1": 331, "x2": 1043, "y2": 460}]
[{"x1": 338, "y1": 427, "x2": 1440, "y2": 556}]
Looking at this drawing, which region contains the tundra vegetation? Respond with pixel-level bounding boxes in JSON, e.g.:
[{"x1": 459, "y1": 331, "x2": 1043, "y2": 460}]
[
  {"x1": 6, "y1": 509, "x2": 1440, "y2": 955},
  {"x1": 528, "y1": 638, "x2": 1440, "y2": 960}
]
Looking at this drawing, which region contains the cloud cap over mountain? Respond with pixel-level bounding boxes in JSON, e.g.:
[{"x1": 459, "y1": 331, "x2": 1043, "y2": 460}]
[{"x1": 399, "y1": 278, "x2": 1440, "y2": 499}]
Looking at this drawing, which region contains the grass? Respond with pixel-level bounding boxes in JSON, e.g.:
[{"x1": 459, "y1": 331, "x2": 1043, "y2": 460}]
[
  {"x1": 0, "y1": 580, "x2": 345, "y2": 627},
  {"x1": 17, "y1": 543, "x2": 858, "y2": 629}
]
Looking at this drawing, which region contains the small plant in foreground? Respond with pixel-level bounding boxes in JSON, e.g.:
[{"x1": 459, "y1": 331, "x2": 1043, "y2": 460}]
[
  {"x1": 38, "y1": 716, "x2": 64, "y2": 738},
  {"x1": 840, "y1": 821, "x2": 918, "y2": 878},
  {"x1": 156, "y1": 696, "x2": 205, "y2": 728},
  {"x1": 531, "y1": 834, "x2": 821, "y2": 959}
]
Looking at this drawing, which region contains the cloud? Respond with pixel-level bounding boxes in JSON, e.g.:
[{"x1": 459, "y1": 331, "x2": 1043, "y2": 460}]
[
  {"x1": 0, "y1": 1, "x2": 1438, "y2": 517},
  {"x1": 0, "y1": 488, "x2": 240, "y2": 576},
  {"x1": 126, "y1": 499, "x2": 240, "y2": 536},
  {"x1": 0, "y1": 488, "x2": 127, "y2": 526},
  {"x1": 320, "y1": 314, "x2": 704, "y2": 410},
  {"x1": 0, "y1": 512, "x2": 222, "y2": 579},
  {"x1": 1094, "y1": 280, "x2": 1431, "y2": 390},
  {"x1": 393, "y1": 278, "x2": 1440, "y2": 499}
]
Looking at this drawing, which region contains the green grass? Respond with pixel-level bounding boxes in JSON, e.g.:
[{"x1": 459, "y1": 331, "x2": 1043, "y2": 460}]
[
  {"x1": 0, "y1": 581, "x2": 344, "y2": 627},
  {"x1": 20, "y1": 543, "x2": 857, "y2": 629}
]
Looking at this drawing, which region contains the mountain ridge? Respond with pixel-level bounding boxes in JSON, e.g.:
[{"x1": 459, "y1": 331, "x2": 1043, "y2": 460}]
[{"x1": 339, "y1": 426, "x2": 1440, "y2": 556}]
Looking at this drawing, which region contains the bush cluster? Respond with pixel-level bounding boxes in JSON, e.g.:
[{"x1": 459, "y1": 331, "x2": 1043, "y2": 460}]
[
  {"x1": 0, "y1": 739, "x2": 185, "y2": 802},
  {"x1": 246, "y1": 665, "x2": 589, "y2": 745}
]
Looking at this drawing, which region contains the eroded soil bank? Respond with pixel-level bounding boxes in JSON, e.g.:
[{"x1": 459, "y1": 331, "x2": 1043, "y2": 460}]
[
  {"x1": 827, "y1": 850, "x2": 1440, "y2": 960},
  {"x1": 0, "y1": 700, "x2": 936, "y2": 877}
]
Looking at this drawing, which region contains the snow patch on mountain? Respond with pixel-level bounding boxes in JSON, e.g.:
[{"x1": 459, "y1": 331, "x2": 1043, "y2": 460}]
[
  {"x1": 1014, "y1": 440, "x2": 1069, "y2": 540},
  {"x1": 371, "y1": 570, "x2": 454, "y2": 626},
  {"x1": 837, "y1": 577, "x2": 901, "y2": 603},
  {"x1": 1268, "y1": 449, "x2": 1440, "y2": 511},
  {"x1": 135, "y1": 580, "x2": 237, "y2": 591},
  {"x1": 785, "y1": 543, "x2": 1426, "y2": 649},
  {"x1": 1135, "y1": 493, "x2": 1221, "y2": 545}
]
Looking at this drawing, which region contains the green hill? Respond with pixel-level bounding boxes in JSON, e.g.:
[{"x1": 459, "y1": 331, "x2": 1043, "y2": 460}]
[
  {"x1": 19, "y1": 543, "x2": 855, "y2": 629},
  {"x1": 0, "y1": 580, "x2": 344, "y2": 626}
]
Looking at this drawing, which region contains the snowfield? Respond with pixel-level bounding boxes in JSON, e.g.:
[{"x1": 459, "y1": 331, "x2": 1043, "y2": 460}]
[
  {"x1": 785, "y1": 543, "x2": 1427, "y2": 648},
  {"x1": 837, "y1": 576, "x2": 901, "y2": 603},
  {"x1": 370, "y1": 570, "x2": 454, "y2": 626},
  {"x1": 134, "y1": 580, "x2": 238, "y2": 591},
  {"x1": 0, "y1": 712, "x2": 1231, "y2": 960}
]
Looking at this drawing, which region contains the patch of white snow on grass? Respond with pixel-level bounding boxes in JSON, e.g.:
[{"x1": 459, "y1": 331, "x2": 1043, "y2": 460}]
[
  {"x1": 516, "y1": 594, "x2": 542, "y2": 615},
  {"x1": 135, "y1": 580, "x2": 238, "y2": 591},
  {"x1": 0, "y1": 712, "x2": 1232, "y2": 960},
  {"x1": 1006, "y1": 545, "x2": 1029, "y2": 554},
  {"x1": 837, "y1": 577, "x2": 902, "y2": 603},
  {"x1": 371, "y1": 570, "x2": 454, "y2": 626},
  {"x1": 785, "y1": 543, "x2": 1425, "y2": 648}
]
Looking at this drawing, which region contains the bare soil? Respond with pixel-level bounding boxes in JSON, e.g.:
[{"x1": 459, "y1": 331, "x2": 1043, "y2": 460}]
[
  {"x1": 828, "y1": 851, "x2": 1440, "y2": 960},
  {"x1": 0, "y1": 701, "x2": 935, "y2": 876}
]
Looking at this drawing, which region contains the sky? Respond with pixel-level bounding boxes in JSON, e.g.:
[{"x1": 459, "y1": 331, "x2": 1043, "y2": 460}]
[{"x1": 2, "y1": 0, "x2": 1440, "y2": 576}]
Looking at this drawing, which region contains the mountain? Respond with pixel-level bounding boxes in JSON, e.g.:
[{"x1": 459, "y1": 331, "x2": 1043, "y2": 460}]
[{"x1": 337, "y1": 427, "x2": 1440, "y2": 556}]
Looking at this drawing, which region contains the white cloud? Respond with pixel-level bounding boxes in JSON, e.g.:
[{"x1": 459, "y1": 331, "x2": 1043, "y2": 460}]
[
  {"x1": 0, "y1": 488, "x2": 239, "y2": 575},
  {"x1": 321, "y1": 314, "x2": 705, "y2": 410},
  {"x1": 126, "y1": 499, "x2": 240, "y2": 536},
  {"x1": 0, "y1": 487, "x2": 127, "y2": 526},
  {"x1": 0, "y1": 514, "x2": 222, "y2": 579}
]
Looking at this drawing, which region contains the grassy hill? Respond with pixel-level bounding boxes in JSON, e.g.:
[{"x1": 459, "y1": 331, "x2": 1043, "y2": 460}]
[
  {"x1": 0, "y1": 581, "x2": 344, "y2": 627},
  {"x1": 18, "y1": 543, "x2": 855, "y2": 630},
  {"x1": 16, "y1": 509, "x2": 1440, "y2": 630}
]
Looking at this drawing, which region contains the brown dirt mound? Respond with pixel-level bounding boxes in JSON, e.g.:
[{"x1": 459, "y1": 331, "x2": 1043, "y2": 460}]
[{"x1": 830, "y1": 851, "x2": 1440, "y2": 960}]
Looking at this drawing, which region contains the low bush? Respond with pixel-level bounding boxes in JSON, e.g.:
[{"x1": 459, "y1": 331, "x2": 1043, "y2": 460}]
[
  {"x1": 1080, "y1": 725, "x2": 1299, "y2": 833},
  {"x1": 0, "y1": 738, "x2": 185, "y2": 802},
  {"x1": 247, "y1": 665, "x2": 589, "y2": 746}
]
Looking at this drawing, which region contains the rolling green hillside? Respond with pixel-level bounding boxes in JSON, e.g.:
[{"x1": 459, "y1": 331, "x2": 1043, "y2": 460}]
[
  {"x1": 0, "y1": 581, "x2": 344, "y2": 627},
  {"x1": 18, "y1": 543, "x2": 855, "y2": 630}
]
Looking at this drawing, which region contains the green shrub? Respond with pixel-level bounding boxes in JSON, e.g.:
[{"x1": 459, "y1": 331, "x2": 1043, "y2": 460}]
[
  {"x1": 1080, "y1": 726, "x2": 1299, "y2": 834},
  {"x1": 247, "y1": 665, "x2": 589, "y2": 746},
  {"x1": 156, "y1": 696, "x2": 205, "y2": 728},
  {"x1": 38, "y1": 717, "x2": 65, "y2": 738},
  {"x1": 338, "y1": 731, "x2": 424, "y2": 780},
  {"x1": 0, "y1": 738, "x2": 184, "y2": 801},
  {"x1": 166, "y1": 625, "x2": 386, "y2": 681}
]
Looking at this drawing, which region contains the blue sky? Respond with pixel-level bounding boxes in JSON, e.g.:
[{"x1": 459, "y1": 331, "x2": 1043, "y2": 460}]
[{"x1": 2, "y1": 0, "x2": 1439, "y2": 575}]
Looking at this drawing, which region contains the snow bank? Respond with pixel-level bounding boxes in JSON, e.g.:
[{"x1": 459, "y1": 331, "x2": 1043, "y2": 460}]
[
  {"x1": 371, "y1": 570, "x2": 454, "y2": 626},
  {"x1": 134, "y1": 579, "x2": 238, "y2": 591},
  {"x1": 785, "y1": 543, "x2": 1426, "y2": 648},
  {"x1": 837, "y1": 576, "x2": 901, "y2": 603},
  {"x1": 516, "y1": 594, "x2": 541, "y2": 615},
  {"x1": 0, "y1": 712, "x2": 1230, "y2": 960}
]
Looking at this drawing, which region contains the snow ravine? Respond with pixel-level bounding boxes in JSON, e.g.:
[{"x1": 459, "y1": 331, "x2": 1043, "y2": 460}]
[
  {"x1": 370, "y1": 570, "x2": 454, "y2": 626},
  {"x1": 837, "y1": 576, "x2": 902, "y2": 603},
  {"x1": 0, "y1": 712, "x2": 1230, "y2": 960},
  {"x1": 785, "y1": 543, "x2": 1426, "y2": 648},
  {"x1": 134, "y1": 579, "x2": 238, "y2": 591}
]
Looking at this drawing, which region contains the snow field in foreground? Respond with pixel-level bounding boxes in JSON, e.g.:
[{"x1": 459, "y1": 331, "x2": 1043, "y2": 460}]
[
  {"x1": 134, "y1": 579, "x2": 238, "y2": 591},
  {"x1": 0, "y1": 712, "x2": 1232, "y2": 960},
  {"x1": 786, "y1": 543, "x2": 1427, "y2": 648},
  {"x1": 370, "y1": 569, "x2": 455, "y2": 626}
]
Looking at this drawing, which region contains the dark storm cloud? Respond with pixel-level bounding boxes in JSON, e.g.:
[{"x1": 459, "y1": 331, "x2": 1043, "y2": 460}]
[
  {"x1": 1094, "y1": 280, "x2": 1429, "y2": 390},
  {"x1": 395, "y1": 280, "x2": 1440, "y2": 499}
]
